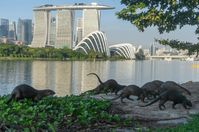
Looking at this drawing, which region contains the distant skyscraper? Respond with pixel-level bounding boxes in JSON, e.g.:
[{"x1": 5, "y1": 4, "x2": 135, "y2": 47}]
[
  {"x1": 0, "y1": 18, "x2": 9, "y2": 37},
  {"x1": 76, "y1": 18, "x2": 83, "y2": 45},
  {"x1": 49, "y1": 17, "x2": 56, "y2": 46},
  {"x1": 82, "y1": 9, "x2": 100, "y2": 37},
  {"x1": 31, "y1": 3, "x2": 113, "y2": 48},
  {"x1": 55, "y1": 10, "x2": 74, "y2": 49},
  {"x1": 8, "y1": 21, "x2": 17, "y2": 40},
  {"x1": 17, "y1": 18, "x2": 23, "y2": 41},
  {"x1": 150, "y1": 43, "x2": 156, "y2": 56},
  {"x1": 31, "y1": 11, "x2": 50, "y2": 47},
  {"x1": 17, "y1": 18, "x2": 33, "y2": 44},
  {"x1": 23, "y1": 19, "x2": 32, "y2": 44}
]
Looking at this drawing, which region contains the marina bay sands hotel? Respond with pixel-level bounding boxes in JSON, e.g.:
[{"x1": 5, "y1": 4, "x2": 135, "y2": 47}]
[{"x1": 31, "y1": 3, "x2": 114, "y2": 49}]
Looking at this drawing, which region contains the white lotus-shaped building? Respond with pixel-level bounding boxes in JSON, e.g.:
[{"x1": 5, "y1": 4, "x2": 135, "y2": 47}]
[
  {"x1": 109, "y1": 43, "x2": 137, "y2": 59},
  {"x1": 73, "y1": 31, "x2": 109, "y2": 56}
]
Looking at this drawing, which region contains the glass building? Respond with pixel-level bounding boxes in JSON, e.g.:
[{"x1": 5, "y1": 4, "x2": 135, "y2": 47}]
[
  {"x1": 8, "y1": 21, "x2": 17, "y2": 40},
  {"x1": 17, "y1": 18, "x2": 32, "y2": 44},
  {"x1": 0, "y1": 18, "x2": 9, "y2": 37}
]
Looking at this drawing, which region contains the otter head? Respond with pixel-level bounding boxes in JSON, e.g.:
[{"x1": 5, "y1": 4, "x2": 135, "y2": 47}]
[{"x1": 43, "y1": 89, "x2": 56, "y2": 96}]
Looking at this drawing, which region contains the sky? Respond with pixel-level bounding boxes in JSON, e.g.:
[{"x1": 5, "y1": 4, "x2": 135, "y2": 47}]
[{"x1": 0, "y1": 0, "x2": 198, "y2": 48}]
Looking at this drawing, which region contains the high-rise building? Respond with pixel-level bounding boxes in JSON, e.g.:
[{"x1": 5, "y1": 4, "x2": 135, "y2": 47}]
[
  {"x1": 8, "y1": 21, "x2": 17, "y2": 40},
  {"x1": 23, "y1": 19, "x2": 32, "y2": 44},
  {"x1": 82, "y1": 9, "x2": 100, "y2": 37},
  {"x1": 31, "y1": 11, "x2": 50, "y2": 47},
  {"x1": 49, "y1": 17, "x2": 56, "y2": 46},
  {"x1": 55, "y1": 10, "x2": 74, "y2": 49},
  {"x1": 0, "y1": 18, "x2": 9, "y2": 37},
  {"x1": 17, "y1": 18, "x2": 23, "y2": 41},
  {"x1": 31, "y1": 3, "x2": 113, "y2": 48},
  {"x1": 17, "y1": 18, "x2": 33, "y2": 44},
  {"x1": 76, "y1": 18, "x2": 83, "y2": 45}
]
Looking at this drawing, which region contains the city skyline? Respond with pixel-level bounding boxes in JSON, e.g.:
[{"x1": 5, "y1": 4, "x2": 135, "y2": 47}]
[
  {"x1": 31, "y1": 3, "x2": 113, "y2": 49},
  {"x1": 0, "y1": 0, "x2": 198, "y2": 48}
]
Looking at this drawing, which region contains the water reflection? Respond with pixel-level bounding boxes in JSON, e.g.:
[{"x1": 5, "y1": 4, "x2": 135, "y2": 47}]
[{"x1": 0, "y1": 60, "x2": 199, "y2": 96}]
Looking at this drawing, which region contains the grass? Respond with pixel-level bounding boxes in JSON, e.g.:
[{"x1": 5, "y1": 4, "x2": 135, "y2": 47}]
[
  {"x1": 1, "y1": 92, "x2": 199, "y2": 131},
  {"x1": 0, "y1": 95, "x2": 132, "y2": 131}
]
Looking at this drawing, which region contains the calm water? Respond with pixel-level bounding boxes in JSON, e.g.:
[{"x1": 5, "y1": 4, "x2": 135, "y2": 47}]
[{"x1": 0, "y1": 60, "x2": 199, "y2": 96}]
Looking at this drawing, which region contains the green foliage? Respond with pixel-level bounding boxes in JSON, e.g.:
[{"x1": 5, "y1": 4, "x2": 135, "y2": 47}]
[
  {"x1": 135, "y1": 49, "x2": 145, "y2": 60},
  {"x1": 0, "y1": 44, "x2": 88, "y2": 60},
  {"x1": 0, "y1": 95, "x2": 130, "y2": 131},
  {"x1": 157, "y1": 39, "x2": 199, "y2": 56},
  {"x1": 87, "y1": 50, "x2": 108, "y2": 60},
  {"x1": 117, "y1": 0, "x2": 199, "y2": 55},
  {"x1": 117, "y1": 0, "x2": 199, "y2": 34}
]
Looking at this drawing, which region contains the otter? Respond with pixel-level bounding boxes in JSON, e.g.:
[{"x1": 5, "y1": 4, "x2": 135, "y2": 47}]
[
  {"x1": 87, "y1": 73, "x2": 126, "y2": 95},
  {"x1": 6, "y1": 84, "x2": 55, "y2": 104},
  {"x1": 141, "y1": 80, "x2": 164, "y2": 99},
  {"x1": 106, "y1": 85, "x2": 146, "y2": 103},
  {"x1": 140, "y1": 90, "x2": 192, "y2": 110},
  {"x1": 159, "y1": 81, "x2": 191, "y2": 95}
]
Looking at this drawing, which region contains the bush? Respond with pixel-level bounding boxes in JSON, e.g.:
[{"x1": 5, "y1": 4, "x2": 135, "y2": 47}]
[
  {"x1": 0, "y1": 44, "x2": 89, "y2": 60},
  {"x1": 0, "y1": 95, "x2": 130, "y2": 131}
]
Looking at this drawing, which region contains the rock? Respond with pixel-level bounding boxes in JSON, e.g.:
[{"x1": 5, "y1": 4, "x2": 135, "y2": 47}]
[
  {"x1": 157, "y1": 117, "x2": 188, "y2": 126},
  {"x1": 91, "y1": 82, "x2": 199, "y2": 128}
]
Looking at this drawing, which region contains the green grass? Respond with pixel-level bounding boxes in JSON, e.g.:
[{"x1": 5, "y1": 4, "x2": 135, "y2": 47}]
[
  {"x1": 0, "y1": 95, "x2": 132, "y2": 131},
  {"x1": 1, "y1": 93, "x2": 198, "y2": 131}
]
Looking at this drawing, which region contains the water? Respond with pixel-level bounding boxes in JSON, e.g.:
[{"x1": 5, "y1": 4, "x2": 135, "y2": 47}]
[{"x1": 0, "y1": 60, "x2": 199, "y2": 96}]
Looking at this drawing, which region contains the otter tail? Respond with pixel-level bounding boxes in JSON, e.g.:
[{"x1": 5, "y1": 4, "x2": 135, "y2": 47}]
[
  {"x1": 139, "y1": 91, "x2": 168, "y2": 107},
  {"x1": 100, "y1": 94, "x2": 121, "y2": 101},
  {"x1": 177, "y1": 83, "x2": 191, "y2": 95},
  {"x1": 114, "y1": 85, "x2": 126, "y2": 95},
  {"x1": 87, "y1": 73, "x2": 103, "y2": 84},
  {"x1": 110, "y1": 94, "x2": 122, "y2": 101}
]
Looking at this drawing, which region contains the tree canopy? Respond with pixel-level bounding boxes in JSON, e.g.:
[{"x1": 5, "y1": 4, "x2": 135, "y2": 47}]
[
  {"x1": 117, "y1": 0, "x2": 199, "y2": 56},
  {"x1": 117, "y1": 0, "x2": 199, "y2": 34}
]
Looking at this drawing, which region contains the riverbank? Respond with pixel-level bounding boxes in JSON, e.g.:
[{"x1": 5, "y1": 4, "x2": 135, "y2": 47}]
[
  {"x1": 1, "y1": 82, "x2": 199, "y2": 131},
  {"x1": 91, "y1": 81, "x2": 199, "y2": 131},
  {"x1": 0, "y1": 56, "x2": 130, "y2": 62},
  {"x1": 0, "y1": 95, "x2": 133, "y2": 131}
]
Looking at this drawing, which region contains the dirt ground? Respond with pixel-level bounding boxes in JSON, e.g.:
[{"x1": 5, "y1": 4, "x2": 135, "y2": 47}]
[{"x1": 92, "y1": 81, "x2": 199, "y2": 128}]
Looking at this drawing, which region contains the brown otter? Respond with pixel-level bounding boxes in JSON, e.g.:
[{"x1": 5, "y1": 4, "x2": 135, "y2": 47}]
[
  {"x1": 140, "y1": 90, "x2": 192, "y2": 110},
  {"x1": 106, "y1": 85, "x2": 146, "y2": 103},
  {"x1": 159, "y1": 81, "x2": 191, "y2": 95},
  {"x1": 87, "y1": 73, "x2": 126, "y2": 95},
  {"x1": 141, "y1": 80, "x2": 164, "y2": 99},
  {"x1": 6, "y1": 84, "x2": 55, "y2": 104}
]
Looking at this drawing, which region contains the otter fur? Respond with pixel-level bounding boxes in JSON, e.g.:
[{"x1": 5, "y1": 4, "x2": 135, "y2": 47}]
[
  {"x1": 140, "y1": 90, "x2": 192, "y2": 110},
  {"x1": 159, "y1": 81, "x2": 191, "y2": 95},
  {"x1": 141, "y1": 80, "x2": 164, "y2": 99},
  {"x1": 107, "y1": 85, "x2": 146, "y2": 103},
  {"x1": 87, "y1": 73, "x2": 126, "y2": 95},
  {"x1": 6, "y1": 84, "x2": 55, "y2": 104}
]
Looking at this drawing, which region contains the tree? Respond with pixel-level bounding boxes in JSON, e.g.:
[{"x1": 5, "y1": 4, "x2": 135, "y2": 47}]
[
  {"x1": 117, "y1": 0, "x2": 199, "y2": 56},
  {"x1": 135, "y1": 48, "x2": 145, "y2": 60}
]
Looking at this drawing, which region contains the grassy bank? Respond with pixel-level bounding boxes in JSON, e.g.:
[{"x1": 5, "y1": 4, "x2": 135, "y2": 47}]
[
  {"x1": 0, "y1": 44, "x2": 129, "y2": 61},
  {"x1": 0, "y1": 95, "x2": 132, "y2": 131},
  {"x1": 1, "y1": 94, "x2": 199, "y2": 131},
  {"x1": 0, "y1": 43, "x2": 104, "y2": 61}
]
